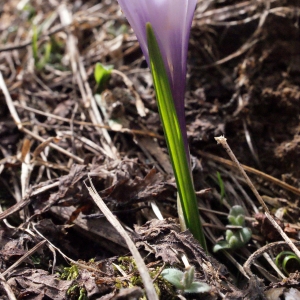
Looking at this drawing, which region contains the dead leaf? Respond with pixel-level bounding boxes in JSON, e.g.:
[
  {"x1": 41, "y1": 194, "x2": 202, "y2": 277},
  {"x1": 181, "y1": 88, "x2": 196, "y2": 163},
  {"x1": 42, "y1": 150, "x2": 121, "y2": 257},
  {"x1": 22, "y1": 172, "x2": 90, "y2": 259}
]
[
  {"x1": 101, "y1": 168, "x2": 174, "y2": 204},
  {"x1": 265, "y1": 287, "x2": 285, "y2": 300},
  {"x1": 135, "y1": 218, "x2": 227, "y2": 278},
  {"x1": 7, "y1": 269, "x2": 73, "y2": 300}
]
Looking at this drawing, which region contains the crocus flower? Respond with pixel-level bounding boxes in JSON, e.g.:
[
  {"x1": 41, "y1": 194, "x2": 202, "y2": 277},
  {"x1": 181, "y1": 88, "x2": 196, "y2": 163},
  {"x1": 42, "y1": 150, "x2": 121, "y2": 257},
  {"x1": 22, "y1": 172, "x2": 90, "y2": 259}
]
[
  {"x1": 117, "y1": 0, "x2": 197, "y2": 152},
  {"x1": 117, "y1": 0, "x2": 207, "y2": 250}
]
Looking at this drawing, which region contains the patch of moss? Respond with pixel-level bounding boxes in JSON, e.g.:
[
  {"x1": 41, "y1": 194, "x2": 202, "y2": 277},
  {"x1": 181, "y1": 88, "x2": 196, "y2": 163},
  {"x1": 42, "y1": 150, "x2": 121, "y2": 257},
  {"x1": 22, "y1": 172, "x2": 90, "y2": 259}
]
[{"x1": 61, "y1": 265, "x2": 79, "y2": 281}]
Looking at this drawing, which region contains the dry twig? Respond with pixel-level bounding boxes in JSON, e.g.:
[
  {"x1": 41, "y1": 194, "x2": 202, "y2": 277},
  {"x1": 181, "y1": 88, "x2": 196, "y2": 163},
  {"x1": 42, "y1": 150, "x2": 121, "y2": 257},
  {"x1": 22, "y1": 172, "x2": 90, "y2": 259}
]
[
  {"x1": 85, "y1": 175, "x2": 159, "y2": 300},
  {"x1": 215, "y1": 136, "x2": 300, "y2": 260}
]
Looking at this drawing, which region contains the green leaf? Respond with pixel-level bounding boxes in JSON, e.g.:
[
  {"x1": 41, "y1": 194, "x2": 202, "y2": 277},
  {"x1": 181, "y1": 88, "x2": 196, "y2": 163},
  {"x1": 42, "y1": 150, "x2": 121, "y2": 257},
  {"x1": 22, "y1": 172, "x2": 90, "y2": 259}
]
[
  {"x1": 31, "y1": 25, "x2": 53, "y2": 71},
  {"x1": 227, "y1": 215, "x2": 235, "y2": 225},
  {"x1": 215, "y1": 227, "x2": 251, "y2": 252},
  {"x1": 282, "y1": 255, "x2": 300, "y2": 275},
  {"x1": 228, "y1": 205, "x2": 246, "y2": 226},
  {"x1": 216, "y1": 171, "x2": 225, "y2": 201},
  {"x1": 240, "y1": 227, "x2": 252, "y2": 243},
  {"x1": 184, "y1": 282, "x2": 211, "y2": 294},
  {"x1": 162, "y1": 268, "x2": 210, "y2": 294},
  {"x1": 32, "y1": 26, "x2": 39, "y2": 63},
  {"x1": 228, "y1": 235, "x2": 239, "y2": 247},
  {"x1": 146, "y1": 22, "x2": 206, "y2": 251},
  {"x1": 181, "y1": 266, "x2": 195, "y2": 289},
  {"x1": 161, "y1": 268, "x2": 185, "y2": 290},
  {"x1": 94, "y1": 63, "x2": 113, "y2": 91},
  {"x1": 225, "y1": 229, "x2": 234, "y2": 241},
  {"x1": 213, "y1": 241, "x2": 231, "y2": 253},
  {"x1": 230, "y1": 205, "x2": 245, "y2": 217},
  {"x1": 36, "y1": 42, "x2": 52, "y2": 70},
  {"x1": 235, "y1": 215, "x2": 245, "y2": 226},
  {"x1": 275, "y1": 251, "x2": 300, "y2": 275},
  {"x1": 275, "y1": 251, "x2": 291, "y2": 267}
]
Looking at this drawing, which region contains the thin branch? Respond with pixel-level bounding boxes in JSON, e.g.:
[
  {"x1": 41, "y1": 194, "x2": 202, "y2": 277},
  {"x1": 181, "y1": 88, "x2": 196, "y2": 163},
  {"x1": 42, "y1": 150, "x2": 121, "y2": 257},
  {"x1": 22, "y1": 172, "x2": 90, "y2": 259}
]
[
  {"x1": 85, "y1": 175, "x2": 159, "y2": 300},
  {"x1": 197, "y1": 150, "x2": 300, "y2": 196},
  {"x1": 1, "y1": 240, "x2": 47, "y2": 277}
]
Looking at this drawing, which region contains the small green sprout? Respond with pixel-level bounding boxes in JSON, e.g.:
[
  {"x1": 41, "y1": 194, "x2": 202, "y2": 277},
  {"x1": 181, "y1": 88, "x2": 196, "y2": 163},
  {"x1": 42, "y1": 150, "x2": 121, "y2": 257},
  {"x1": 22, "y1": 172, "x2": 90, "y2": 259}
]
[
  {"x1": 213, "y1": 205, "x2": 252, "y2": 252},
  {"x1": 161, "y1": 266, "x2": 210, "y2": 294},
  {"x1": 107, "y1": 23, "x2": 128, "y2": 37},
  {"x1": 32, "y1": 26, "x2": 52, "y2": 71},
  {"x1": 228, "y1": 205, "x2": 246, "y2": 226},
  {"x1": 78, "y1": 287, "x2": 88, "y2": 300},
  {"x1": 94, "y1": 62, "x2": 113, "y2": 92},
  {"x1": 30, "y1": 254, "x2": 41, "y2": 266},
  {"x1": 22, "y1": 4, "x2": 36, "y2": 20},
  {"x1": 275, "y1": 251, "x2": 300, "y2": 275},
  {"x1": 67, "y1": 285, "x2": 88, "y2": 300},
  {"x1": 216, "y1": 171, "x2": 226, "y2": 202},
  {"x1": 60, "y1": 264, "x2": 79, "y2": 281}
]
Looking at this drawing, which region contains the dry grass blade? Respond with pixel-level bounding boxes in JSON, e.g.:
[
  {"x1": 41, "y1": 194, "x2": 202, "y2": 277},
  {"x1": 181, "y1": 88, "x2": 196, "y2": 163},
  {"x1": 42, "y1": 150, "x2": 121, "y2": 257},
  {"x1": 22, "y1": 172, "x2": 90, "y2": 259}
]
[
  {"x1": 195, "y1": 0, "x2": 284, "y2": 26},
  {"x1": 33, "y1": 224, "x2": 108, "y2": 275},
  {"x1": 21, "y1": 128, "x2": 84, "y2": 164},
  {"x1": 0, "y1": 240, "x2": 47, "y2": 278},
  {"x1": 112, "y1": 69, "x2": 146, "y2": 117},
  {"x1": 0, "y1": 71, "x2": 85, "y2": 164},
  {"x1": 50, "y1": 205, "x2": 128, "y2": 251},
  {"x1": 0, "y1": 71, "x2": 22, "y2": 128},
  {"x1": 21, "y1": 138, "x2": 32, "y2": 203},
  {"x1": 0, "y1": 274, "x2": 17, "y2": 300},
  {"x1": 58, "y1": 3, "x2": 118, "y2": 160},
  {"x1": 252, "y1": 240, "x2": 286, "y2": 280},
  {"x1": 14, "y1": 103, "x2": 163, "y2": 139},
  {"x1": 0, "y1": 198, "x2": 31, "y2": 221},
  {"x1": 85, "y1": 176, "x2": 159, "y2": 300},
  {"x1": 198, "y1": 150, "x2": 300, "y2": 196},
  {"x1": 194, "y1": 0, "x2": 271, "y2": 68}
]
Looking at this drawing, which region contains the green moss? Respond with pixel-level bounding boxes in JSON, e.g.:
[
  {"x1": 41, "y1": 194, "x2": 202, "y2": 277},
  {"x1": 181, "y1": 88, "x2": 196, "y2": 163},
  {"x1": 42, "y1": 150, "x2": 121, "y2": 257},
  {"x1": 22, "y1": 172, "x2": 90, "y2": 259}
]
[
  {"x1": 114, "y1": 259, "x2": 177, "y2": 299},
  {"x1": 61, "y1": 265, "x2": 79, "y2": 281},
  {"x1": 67, "y1": 285, "x2": 88, "y2": 300}
]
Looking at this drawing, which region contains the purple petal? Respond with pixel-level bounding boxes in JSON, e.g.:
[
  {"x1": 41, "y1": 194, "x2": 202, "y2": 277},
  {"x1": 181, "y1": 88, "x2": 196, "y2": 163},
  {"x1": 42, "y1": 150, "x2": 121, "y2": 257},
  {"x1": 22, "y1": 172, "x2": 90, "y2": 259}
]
[{"x1": 117, "y1": 0, "x2": 196, "y2": 151}]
